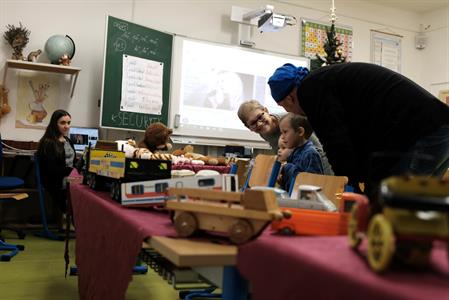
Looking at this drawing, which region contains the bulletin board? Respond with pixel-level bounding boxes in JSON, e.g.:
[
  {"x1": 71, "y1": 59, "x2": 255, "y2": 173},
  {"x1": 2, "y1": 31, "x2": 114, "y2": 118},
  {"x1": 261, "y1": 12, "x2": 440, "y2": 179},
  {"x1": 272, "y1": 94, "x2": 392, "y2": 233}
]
[
  {"x1": 300, "y1": 18, "x2": 353, "y2": 61},
  {"x1": 100, "y1": 15, "x2": 173, "y2": 131}
]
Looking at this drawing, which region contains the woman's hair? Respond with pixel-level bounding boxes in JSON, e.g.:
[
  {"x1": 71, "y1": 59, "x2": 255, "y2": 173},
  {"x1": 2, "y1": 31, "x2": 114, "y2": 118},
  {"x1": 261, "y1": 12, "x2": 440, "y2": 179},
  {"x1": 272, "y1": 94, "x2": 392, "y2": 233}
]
[
  {"x1": 280, "y1": 113, "x2": 313, "y2": 139},
  {"x1": 237, "y1": 100, "x2": 264, "y2": 125},
  {"x1": 37, "y1": 109, "x2": 71, "y2": 159}
]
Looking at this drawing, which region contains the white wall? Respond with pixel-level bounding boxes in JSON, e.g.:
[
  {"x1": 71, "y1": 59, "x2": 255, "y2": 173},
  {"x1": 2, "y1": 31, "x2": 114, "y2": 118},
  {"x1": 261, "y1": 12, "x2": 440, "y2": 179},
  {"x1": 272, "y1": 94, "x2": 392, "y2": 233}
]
[{"x1": 0, "y1": 0, "x2": 447, "y2": 142}]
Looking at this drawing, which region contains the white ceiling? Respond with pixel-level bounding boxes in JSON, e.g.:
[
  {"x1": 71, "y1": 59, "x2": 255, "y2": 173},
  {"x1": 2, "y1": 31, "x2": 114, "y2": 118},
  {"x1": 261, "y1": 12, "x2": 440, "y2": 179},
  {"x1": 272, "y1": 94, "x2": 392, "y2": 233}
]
[{"x1": 356, "y1": 0, "x2": 449, "y2": 13}]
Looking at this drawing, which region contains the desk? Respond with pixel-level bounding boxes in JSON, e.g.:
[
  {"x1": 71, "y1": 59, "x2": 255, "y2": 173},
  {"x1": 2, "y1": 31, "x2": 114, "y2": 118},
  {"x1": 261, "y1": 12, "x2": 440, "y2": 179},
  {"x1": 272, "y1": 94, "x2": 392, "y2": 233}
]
[
  {"x1": 71, "y1": 184, "x2": 449, "y2": 300},
  {"x1": 238, "y1": 232, "x2": 449, "y2": 300}
]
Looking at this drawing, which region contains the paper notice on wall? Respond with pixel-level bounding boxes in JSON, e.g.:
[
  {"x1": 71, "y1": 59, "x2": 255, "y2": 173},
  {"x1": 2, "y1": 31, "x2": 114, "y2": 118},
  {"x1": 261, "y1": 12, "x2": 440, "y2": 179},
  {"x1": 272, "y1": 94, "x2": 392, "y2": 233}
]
[
  {"x1": 120, "y1": 54, "x2": 163, "y2": 115},
  {"x1": 370, "y1": 30, "x2": 402, "y2": 73}
]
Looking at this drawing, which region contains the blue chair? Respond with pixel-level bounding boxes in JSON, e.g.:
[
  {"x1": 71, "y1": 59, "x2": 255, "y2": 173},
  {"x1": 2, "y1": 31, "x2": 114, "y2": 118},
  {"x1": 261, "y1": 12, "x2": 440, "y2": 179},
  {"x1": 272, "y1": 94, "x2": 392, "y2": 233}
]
[{"x1": 0, "y1": 135, "x2": 26, "y2": 261}]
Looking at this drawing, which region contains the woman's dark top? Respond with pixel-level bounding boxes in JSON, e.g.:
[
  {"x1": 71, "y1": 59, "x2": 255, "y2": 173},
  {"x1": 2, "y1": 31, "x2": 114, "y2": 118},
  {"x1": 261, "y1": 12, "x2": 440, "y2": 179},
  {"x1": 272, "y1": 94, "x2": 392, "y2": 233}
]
[
  {"x1": 37, "y1": 136, "x2": 76, "y2": 191},
  {"x1": 297, "y1": 62, "x2": 449, "y2": 185}
]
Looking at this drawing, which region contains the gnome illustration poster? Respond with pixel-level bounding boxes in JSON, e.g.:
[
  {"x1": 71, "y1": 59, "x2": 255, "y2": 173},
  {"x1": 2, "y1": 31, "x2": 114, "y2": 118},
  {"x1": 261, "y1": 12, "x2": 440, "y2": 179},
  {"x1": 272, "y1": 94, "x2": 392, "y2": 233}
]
[{"x1": 15, "y1": 72, "x2": 60, "y2": 129}]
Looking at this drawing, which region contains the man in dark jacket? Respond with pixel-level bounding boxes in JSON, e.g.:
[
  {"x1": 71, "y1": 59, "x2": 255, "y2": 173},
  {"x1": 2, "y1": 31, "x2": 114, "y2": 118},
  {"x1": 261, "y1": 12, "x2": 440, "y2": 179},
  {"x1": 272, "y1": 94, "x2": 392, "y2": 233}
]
[{"x1": 268, "y1": 62, "x2": 449, "y2": 197}]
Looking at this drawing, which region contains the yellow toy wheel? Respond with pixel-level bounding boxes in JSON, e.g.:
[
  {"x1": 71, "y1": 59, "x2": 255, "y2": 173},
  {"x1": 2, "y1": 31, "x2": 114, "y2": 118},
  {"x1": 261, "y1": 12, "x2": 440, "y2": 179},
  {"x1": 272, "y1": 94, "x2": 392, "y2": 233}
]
[
  {"x1": 348, "y1": 203, "x2": 362, "y2": 249},
  {"x1": 367, "y1": 214, "x2": 395, "y2": 272},
  {"x1": 229, "y1": 219, "x2": 253, "y2": 244},
  {"x1": 174, "y1": 212, "x2": 197, "y2": 238}
]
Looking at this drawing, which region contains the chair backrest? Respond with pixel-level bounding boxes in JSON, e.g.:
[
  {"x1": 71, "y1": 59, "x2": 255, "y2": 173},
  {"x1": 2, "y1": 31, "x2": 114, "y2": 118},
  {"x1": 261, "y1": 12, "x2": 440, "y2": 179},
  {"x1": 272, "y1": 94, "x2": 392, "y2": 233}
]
[
  {"x1": 290, "y1": 172, "x2": 348, "y2": 206},
  {"x1": 243, "y1": 154, "x2": 280, "y2": 190}
]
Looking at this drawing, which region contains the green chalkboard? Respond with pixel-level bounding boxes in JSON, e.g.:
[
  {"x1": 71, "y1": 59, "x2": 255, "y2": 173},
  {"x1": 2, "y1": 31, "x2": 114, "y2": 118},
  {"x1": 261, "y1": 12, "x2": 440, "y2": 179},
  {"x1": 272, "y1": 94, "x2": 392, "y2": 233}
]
[{"x1": 101, "y1": 16, "x2": 173, "y2": 131}]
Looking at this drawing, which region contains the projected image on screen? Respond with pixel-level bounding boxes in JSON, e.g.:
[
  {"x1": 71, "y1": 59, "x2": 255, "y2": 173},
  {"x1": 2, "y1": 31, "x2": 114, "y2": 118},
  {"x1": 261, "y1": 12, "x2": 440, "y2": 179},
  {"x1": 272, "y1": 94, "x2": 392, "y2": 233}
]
[{"x1": 170, "y1": 37, "x2": 309, "y2": 142}]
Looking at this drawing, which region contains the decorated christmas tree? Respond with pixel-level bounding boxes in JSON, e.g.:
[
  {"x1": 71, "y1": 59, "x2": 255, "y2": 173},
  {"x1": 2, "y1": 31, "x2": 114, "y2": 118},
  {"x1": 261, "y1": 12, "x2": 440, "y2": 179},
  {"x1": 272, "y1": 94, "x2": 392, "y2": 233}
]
[{"x1": 310, "y1": 1, "x2": 346, "y2": 70}]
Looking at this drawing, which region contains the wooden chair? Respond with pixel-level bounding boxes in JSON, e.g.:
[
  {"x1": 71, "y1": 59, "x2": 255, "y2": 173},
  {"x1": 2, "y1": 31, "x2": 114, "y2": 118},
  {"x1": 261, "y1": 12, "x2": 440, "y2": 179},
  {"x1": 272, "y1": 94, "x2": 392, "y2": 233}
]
[
  {"x1": 290, "y1": 172, "x2": 348, "y2": 206},
  {"x1": 242, "y1": 154, "x2": 280, "y2": 190}
]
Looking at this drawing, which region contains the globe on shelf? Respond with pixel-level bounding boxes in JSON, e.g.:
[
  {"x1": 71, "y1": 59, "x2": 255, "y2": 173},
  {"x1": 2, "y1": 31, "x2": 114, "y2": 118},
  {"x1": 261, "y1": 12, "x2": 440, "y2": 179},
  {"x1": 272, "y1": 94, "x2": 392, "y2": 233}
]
[{"x1": 44, "y1": 35, "x2": 76, "y2": 64}]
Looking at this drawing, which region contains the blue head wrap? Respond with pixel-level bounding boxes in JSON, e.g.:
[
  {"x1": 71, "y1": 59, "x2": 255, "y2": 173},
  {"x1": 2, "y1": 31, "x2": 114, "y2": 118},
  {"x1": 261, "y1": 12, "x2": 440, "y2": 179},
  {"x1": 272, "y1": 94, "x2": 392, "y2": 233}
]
[{"x1": 268, "y1": 64, "x2": 310, "y2": 103}]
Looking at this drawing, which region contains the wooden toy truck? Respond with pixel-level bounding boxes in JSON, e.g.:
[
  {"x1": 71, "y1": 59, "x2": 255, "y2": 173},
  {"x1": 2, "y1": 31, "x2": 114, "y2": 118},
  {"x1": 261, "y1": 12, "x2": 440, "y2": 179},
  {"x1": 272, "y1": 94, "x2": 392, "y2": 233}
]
[
  {"x1": 348, "y1": 176, "x2": 449, "y2": 273},
  {"x1": 166, "y1": 188, "x2": 290, "y2": 244}
]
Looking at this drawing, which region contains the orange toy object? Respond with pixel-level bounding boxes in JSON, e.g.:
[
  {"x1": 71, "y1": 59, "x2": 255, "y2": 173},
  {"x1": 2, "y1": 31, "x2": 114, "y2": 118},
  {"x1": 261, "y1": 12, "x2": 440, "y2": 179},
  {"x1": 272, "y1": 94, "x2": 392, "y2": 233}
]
[{"x1": 271, "y1": 192, "x2": 369, "y2": 236}]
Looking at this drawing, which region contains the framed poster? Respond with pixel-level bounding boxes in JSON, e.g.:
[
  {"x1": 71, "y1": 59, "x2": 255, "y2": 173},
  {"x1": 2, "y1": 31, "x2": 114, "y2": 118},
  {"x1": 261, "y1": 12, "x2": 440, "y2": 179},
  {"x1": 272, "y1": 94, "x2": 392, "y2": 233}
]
[
  {"x1": 370, "y1": 30, "x2": 402, "y2": 73},
  {"x1": 300, "y1": 18, "x2": 353, "y2": 61}
]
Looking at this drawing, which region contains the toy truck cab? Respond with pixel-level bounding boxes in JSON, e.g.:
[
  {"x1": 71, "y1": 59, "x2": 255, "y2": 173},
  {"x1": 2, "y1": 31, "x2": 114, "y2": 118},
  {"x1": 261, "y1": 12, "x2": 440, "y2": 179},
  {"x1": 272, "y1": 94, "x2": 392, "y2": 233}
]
[{"x1": 348, "y1": 176, "x2": 449, "y2": 273}]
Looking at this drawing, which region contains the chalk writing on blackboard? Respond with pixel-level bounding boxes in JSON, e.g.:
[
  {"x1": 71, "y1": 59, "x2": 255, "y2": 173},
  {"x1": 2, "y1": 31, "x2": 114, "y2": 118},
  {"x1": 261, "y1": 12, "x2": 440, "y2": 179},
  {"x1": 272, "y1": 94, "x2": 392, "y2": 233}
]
[
  {"x1": 114, "y1": 38, "x2": 127, "y2": 52},
  {"x1": 113, "y1": 21, "x2": 128, "y2": 32},
  {"x1": 111, "y1": 111, "x2": 161, "y2": 128}
]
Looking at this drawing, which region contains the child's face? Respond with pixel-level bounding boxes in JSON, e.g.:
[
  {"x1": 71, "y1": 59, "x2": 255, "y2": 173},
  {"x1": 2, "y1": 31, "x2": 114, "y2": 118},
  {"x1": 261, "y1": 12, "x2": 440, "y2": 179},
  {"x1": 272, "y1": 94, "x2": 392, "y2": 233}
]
[
  {"x1": 279, "y1": 118, "x2": 304, "y2": 149},
  {"x1": 277, "y1": 139, "x2": 293, "y2": 162}
]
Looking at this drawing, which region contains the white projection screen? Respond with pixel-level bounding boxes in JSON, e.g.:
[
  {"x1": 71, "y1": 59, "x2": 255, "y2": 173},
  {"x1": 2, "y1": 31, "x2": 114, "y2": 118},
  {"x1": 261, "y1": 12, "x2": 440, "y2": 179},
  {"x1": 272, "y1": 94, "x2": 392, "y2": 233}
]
[{"x1": 169, "y1": 37, "x2": 309, "y2": 147}]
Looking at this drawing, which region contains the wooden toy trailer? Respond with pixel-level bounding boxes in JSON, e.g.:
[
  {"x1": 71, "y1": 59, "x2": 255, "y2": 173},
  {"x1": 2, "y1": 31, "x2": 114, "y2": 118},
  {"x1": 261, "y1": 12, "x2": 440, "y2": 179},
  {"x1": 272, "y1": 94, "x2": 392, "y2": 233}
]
[{"x1": 166, "y1": 188, "x2": 289, "y2": 244}]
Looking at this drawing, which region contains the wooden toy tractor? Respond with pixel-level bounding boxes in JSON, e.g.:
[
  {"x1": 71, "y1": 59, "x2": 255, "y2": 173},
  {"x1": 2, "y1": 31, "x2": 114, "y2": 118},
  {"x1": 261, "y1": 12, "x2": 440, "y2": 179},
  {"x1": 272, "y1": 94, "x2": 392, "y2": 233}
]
[
  {"x1": 348, "y1": 176, "x2": 449, "y2": 272},
  {"x1": 166, "y1": 188, "x2": 290, "y2": 244}
]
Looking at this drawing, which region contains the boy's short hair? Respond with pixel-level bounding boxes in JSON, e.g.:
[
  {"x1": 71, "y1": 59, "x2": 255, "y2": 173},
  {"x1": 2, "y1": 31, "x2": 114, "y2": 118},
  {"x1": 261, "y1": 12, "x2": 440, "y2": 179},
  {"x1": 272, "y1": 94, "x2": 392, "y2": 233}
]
[
  {"x1": 280, "y1": 113, "x2": 313, "y2": 139},
  {"x1": 237, "y1": 100, "x2": 264, "y2": 125}
]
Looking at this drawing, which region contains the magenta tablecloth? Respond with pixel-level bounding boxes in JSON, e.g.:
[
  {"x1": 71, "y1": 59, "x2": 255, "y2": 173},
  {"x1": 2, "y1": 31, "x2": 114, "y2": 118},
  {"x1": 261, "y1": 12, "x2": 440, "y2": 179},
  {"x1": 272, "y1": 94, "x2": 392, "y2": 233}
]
[
  {"x1": 70, "y1": 183, "x2": 176, "y2": 300},
  {"x1": 238, "y1": 230, "x2": 449, "y2": 300}
]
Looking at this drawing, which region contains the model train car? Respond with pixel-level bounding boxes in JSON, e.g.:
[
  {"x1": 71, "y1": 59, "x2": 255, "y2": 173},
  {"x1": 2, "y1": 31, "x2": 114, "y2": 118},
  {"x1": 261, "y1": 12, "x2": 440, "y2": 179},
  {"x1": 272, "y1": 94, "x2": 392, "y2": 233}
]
[
  {"x1": 120, "y1": 174, "x2": 238, "y2": 207},
  {"x1": 83, "y1": 142, "x2": 171, "y2": 201}
]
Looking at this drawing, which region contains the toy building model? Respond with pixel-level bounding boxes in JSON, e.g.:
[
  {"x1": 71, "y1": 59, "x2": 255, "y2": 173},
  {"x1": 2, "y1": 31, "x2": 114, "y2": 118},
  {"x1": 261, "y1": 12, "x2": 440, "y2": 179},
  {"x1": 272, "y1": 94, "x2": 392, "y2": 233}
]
[
  {"x1": 348, "y1": 176, "x2": 449, "y2": 273},
  {"x1": 166, "y1": 188, "x2": 290, "y2": 244}
]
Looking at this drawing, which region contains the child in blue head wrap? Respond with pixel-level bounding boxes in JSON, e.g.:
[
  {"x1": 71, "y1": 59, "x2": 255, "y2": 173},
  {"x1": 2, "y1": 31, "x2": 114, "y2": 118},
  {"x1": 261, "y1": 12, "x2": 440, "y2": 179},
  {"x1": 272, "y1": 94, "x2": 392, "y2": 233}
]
[{"x1": 268, "y1": 63, "x2": 309, "y2": 103}]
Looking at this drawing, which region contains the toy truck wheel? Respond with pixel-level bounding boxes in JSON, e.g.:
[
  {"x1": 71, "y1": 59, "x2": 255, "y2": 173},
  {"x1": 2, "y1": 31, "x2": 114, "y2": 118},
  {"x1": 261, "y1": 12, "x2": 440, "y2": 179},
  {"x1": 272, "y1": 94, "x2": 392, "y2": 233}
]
[
  {"x1": 348, "y1": 203, "x2": 362, "y2": 249},
  {"x1": 174, "y1": 212, "x2": 197, "y2": 238},
  {"x1": 280, "y1": 227, "x2": 294, "y2": 236},
  {"x1": 229, "y1": 219, "x2": 254, "y2": 244},
  {"x1": 367, "y1": 214, "x2": 395, "y2": 272},
  {"x1": 110, "y1": 181, "x2": 121, "y2": 201}
]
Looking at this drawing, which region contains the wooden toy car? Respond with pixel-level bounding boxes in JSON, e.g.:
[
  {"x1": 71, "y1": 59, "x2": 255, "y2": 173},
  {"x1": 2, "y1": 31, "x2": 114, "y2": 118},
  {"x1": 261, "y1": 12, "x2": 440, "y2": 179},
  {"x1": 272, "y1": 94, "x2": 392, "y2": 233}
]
[
  {"x1": 348, "y1": 176, "x2": 449, "y2": 273},
  {"x1": 271, "y1": 192, "x2": 367, "y2": 236},
  {"x1": 166, "y1": 188, "x2": 290, "y2": 244}
]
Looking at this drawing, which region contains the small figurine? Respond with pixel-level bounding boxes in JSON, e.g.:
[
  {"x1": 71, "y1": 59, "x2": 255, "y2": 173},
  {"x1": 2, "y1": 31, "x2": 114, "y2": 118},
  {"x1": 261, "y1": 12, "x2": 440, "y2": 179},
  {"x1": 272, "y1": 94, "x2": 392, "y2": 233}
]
[
  {"x1": 3, "y1": 23, "x2": 30, "y2": 60},
  {"x1": 0, "y1": 85, "x2": 11, "y2": 117},
  {"x1": 27, "y1": 49, "x2": 42, "y2": 62},
  {"x1": 59, "y1": 54, "x2": 71, "y2": 66}
]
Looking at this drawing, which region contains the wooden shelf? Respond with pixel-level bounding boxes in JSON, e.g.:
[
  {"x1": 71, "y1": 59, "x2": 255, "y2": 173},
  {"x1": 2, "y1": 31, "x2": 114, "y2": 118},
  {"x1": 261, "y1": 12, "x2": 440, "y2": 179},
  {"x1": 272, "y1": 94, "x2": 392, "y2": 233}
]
[{"x1": 3, "y1": 59, "x2": 81, "y2": 98}]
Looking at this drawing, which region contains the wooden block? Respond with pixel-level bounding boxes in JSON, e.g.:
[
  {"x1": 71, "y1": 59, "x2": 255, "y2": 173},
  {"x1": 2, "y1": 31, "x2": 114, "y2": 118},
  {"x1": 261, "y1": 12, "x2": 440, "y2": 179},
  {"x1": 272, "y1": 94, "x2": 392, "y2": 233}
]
[{"x1": 150, "y1": 236, "x2": 237, "y2": 267}]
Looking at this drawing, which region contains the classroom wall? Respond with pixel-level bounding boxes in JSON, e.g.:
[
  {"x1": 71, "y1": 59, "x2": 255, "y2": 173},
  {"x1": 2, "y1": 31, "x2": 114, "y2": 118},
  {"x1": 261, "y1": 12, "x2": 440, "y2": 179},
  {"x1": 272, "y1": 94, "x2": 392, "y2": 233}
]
[{"x1": 0, "y1": 0, "x2": 447, "y2": 143}]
